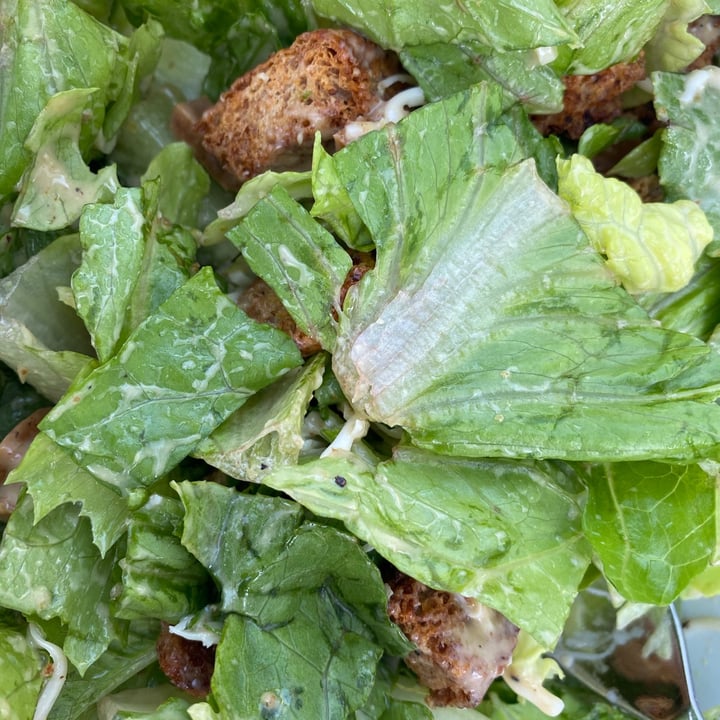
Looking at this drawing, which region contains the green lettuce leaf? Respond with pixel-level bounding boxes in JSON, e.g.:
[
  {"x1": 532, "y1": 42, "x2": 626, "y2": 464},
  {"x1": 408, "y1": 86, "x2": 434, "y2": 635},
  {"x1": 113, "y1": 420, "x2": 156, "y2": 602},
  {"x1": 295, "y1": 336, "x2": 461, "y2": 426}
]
[
  {"x1": 0, "y1": 491, "x2": 125, "y2": 673},
  {"x1": 0, "y1": 233, "x2": 94, "y2": 402},
  {"x1": 175, "y1": 481, "x2": 412, "y2": 719},
  {"x1": 655, "y1": 67, "x2": 720, "y2": 248},
  {"x1": 202, "y1": 170, "x2": 312, "y2": 247},
  {"x1": 40, "y1": 267, "x2": 302, "y2": 492},
  {"x1": 399, "y1": 42, "x2": 564, "y2": 113},
  {"x1": 47, "y1": 620, "x2": 159, "y2": 720},
  {"x1": 557, "y1": 153, "x2": 712, "y2": 293},
  {"x1": 0, "y1": 613, "x2": 43, "y2": 720},
  {"x1": 10, "y1": 431, "x2": 129, "y2": 556},
  {"x1": 325, "y1": 86, "x2": 720, "y2": 463},
  {"x1": 555, "y1": 0, "x2": 667, "y2": 73},
  {"x1": 643, "y1": 0, "x2": 708, "y2": 72},
  {"x1": 311, "y1": 0, "x2": 577, "y2": 53},
  {"x1": 72, "y1": 177, "x2": 197, "y2": 364},
  {"x1": 0, "y1": 0, "x2": 162, "y2": 204},
  {"x1": 229, "y1": 185, "x2": 353, "y2": 351},
  {"x1": 261, "y1": 449, "x2": 591, "y2": 649},
  {"x1": 195, "y1": 352, "x2": 327, "y2": 482},
  {"x1": 10, "y1": 88, "x2": 120, "y2": 232},
  {"x1": 114, "y1": 493, "x2": 211, "y2": 623},
  {"x1": 583, "y1": 461, "x2": 716, "y2": 603}
]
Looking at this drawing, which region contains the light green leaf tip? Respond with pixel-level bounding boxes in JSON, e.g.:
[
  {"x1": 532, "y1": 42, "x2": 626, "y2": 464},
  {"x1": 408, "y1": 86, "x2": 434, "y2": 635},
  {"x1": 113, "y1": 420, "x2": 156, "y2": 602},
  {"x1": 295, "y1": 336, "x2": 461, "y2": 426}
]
[{"x1": 557, "y1": 153, "x2": 712, "y2": 293}]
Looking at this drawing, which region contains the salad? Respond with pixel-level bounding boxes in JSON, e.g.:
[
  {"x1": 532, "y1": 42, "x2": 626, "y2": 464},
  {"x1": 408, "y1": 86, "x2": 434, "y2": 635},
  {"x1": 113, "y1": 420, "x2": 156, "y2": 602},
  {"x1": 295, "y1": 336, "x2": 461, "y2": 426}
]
[{"x1": 2, "y1": 0, "x2": 720, "y2": 718}]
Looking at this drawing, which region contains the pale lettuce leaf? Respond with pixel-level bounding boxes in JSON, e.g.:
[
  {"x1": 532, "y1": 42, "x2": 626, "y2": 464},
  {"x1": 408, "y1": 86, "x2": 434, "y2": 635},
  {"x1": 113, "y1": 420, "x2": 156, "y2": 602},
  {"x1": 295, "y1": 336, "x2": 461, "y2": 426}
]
[
  {"x1": 0, "y1": 491, "x2": 125, "y2": 673},
  {"x1": 327, "y1": 85, "x2": 720, "y2": 463},
  {"x1": 311, "y1": 0, "x2": 577, "y2": 53},
  {"x1": 583, "y1": 462, "x2": 716, "y2": 603},
  {"x1": 195, "y1": 352, "x2": 327, "y2": 482},
  {"x1": 643, "y1": 0, "x2": 708, "y2": 72},
  {"x1": 40, "y1": 267, "x2": 302, "y2": 492},
  {"x1": 9, "y1": 431, "x2": 129, "y2": 556},
  {"x1": 11, "y1": 88, "x2": 120, "y2": 232},
  {"x1": 655, "y1": 67, "x2": 720, "y2": 248},
  {"x1": 0, "y1": 613, "x2": 43, "y2": 720},
  {"x1": 114, "y1": 494, "x2": 211, "y2": 623},
  {"x1": 261, "y1": 449, "x2": 592, "y2": 649},
  {"x1": 228, "y1": 185, "x2": 352, "y2": 350},
  {"x1": 0, "y1": 233, "x2": 94, "y2": 401},
  {"x1": 557, "y1": 153, "x2": 712, "y2": 293},
  {"x1": 555, "y1": 0, "x2": 667, "y2": 73}
]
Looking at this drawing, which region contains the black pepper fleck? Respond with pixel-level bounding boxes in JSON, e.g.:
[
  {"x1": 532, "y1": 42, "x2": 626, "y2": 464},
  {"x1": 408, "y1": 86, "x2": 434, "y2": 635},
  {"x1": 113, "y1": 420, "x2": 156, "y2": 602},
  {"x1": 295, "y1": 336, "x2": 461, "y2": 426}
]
[{"x1": 334, "y1": 475, "x2": 347, "y2": 487}]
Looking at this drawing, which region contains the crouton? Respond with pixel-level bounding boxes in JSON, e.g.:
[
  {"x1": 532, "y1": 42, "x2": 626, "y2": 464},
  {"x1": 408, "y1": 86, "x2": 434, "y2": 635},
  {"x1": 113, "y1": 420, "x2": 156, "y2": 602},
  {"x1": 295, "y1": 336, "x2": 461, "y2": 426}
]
[
  {"x1": 193, "y1": 29, "x2": 402, "y2": 189},
  {"x1": 387, "y1": 574, "x2": 519, "y2": 708},
  {"x1": 532, "y1": 54, "x2": 647, "y2": 139}
]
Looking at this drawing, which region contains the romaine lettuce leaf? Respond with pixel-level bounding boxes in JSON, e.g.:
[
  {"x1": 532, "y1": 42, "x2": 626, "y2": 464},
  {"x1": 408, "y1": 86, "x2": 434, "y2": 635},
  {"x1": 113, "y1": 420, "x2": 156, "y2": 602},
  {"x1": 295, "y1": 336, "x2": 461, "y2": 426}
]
[
  {"x1": 554, "y1": 0, "x2": 667, "y2": 73},
  {"x1": 643, "y1": 0, "x2": 708, "y2": 72},
  {"x1": 0, "y1": 491, "x2": 126, "y2": 673},
  {"x1": 0, "y1": 233, "x2": 94, "y2": 402},
  {"x1": 260, "y1": 449, "x2": 591, "y2": 649},
  {"x1": 174, "y1": 481, "x2": 412, "y2": 719},
  {"x1": 327, "y1": 85, "x2": 720, "y2": 463},
  {"x1": 0, "y1": 0, "x2": 161, "y2": 203},
  {"x1": 557, "y1": 153, "x2": 712, "y2": 293},
  {"x1": 583, "y1": 461, "x2": 716, "y2": 603},
  {"x1": 195, "y1": 352, "x2": 327, "y2": 482},
  {"x1": 10, "y1": 88, "x2": 120, "y2": 232},
  {"x1": 72, "y1": 174, "x2": 198, "y2": 364},
  {"x1": 229, "y1": 185, "x2": 352, "y2": 350},
  {"x1": 9, "y1": 431, "x2": 129, "y2": 556},
  {"x1": 655, "y1": 67, "x2": 720, "y2": 248},
  {"x1": 40, "y1": 267, "x2": 302, "y2": 492},
  {"x1": 114, "y1": 493, "x2": 211, "y2": 623},
  {"x1": 399, "y1": 42, "x2": 564, "y2": 113},
  {"x1": 0, "y1": 612, "x2": 43, "y2": 720},
  {"x1": 311, "y1": 0, "x2": 577, "y2": 52}
]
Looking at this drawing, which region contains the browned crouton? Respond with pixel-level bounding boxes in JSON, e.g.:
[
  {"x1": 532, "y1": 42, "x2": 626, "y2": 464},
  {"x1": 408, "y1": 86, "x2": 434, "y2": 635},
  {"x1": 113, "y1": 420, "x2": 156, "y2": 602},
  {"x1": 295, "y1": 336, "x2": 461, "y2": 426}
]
[
  {"x1": 194, "y1": 29, "x2": 402, "y2": 190},
  {"x1": 532, "y1": 54, "x2": 647, "y2": 139},
  {"x1": 387, "y1": 574, "x2": 519, "y2": 708}
]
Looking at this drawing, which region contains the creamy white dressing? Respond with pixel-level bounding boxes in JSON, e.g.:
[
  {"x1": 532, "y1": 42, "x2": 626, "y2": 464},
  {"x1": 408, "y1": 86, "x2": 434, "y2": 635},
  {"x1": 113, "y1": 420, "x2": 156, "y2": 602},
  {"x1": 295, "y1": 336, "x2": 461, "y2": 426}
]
[{"x1": 679, "y1": 65, "x2": 720, "y2": 105}]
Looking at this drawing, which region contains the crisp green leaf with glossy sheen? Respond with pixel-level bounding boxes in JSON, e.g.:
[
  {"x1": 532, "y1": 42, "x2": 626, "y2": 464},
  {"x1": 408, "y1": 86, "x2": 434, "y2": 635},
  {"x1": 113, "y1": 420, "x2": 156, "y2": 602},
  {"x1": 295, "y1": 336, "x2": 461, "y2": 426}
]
[
  {"x1": 10, "y1": 432, "x2": 129, "y2": 556},
  {"x1": 399, "y1": 42, "x2": 564, "y2": 113},
  {"x1": 0, "y1": 614, "x2": 43, "y2": 720},
  {"x1": 40, "y1": 268, "x2": 302, "y2": 491},
  {"x1": 195, "y1": 353, "x2": 327, "y2": 482},
  {"x1": 555, "y1": 0, "x2": 667, "y2": 73},
  {"x1": 261, "y1": 450, "x2": 592, "y2": 649},
  {"x1": 655, "y1": 67, "x2": 720, "y2": 248},
  {"x1": 328, "y1": 85, "x2": 720, "y2": 463},
  {"x1": 0, "y1": 234, "x2": 94, "y2": 402},
  {"x1": 557, "y1": 153, "x2": 712, "y2": 293},
  {"x1": 114, "y1": 494, "x2": 211, "y2": 623},
  {"x1": 47, "y1": 620, "x2": 159, "y2": 720},
  {"x1": 229, "y1": 186, "x2": 353, "y2": 351},
  {"x1": 73, "y1": 181, "x2": 197, "y2": 363},
  {"x1": 0, "y1": 492, "x2": 125, "y2": 673},
  {"x1": 583, "y1": 462, "x2": 716, "y2": 603},
  {"x1": 311, "y1": 0, "x2": 577, "y2": 52},
  {"x1": 0, "y1": 0, "x2": 121, "y2": 199}
]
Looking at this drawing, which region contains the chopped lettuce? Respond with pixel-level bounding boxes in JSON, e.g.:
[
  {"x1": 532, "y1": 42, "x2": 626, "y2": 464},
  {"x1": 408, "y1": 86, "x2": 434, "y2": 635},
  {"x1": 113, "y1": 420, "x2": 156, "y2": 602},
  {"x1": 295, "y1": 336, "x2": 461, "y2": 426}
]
[
  {"x1": 260, "y1": 449, "x2": 591, "y2": 649},
  {"x1": 583, "y1": 461, "x2": 717, "y2": 603},
  {"x1": 328, "y1": 85, "x2": 720, "y2": 463},
  {"x1": 655, "y1": 67, "x2": 720, "y2": 249},
  {"x1": 0, "y1": 233, "x2": 94, "y2": 402},
  {"x1": 0, "y1": 612, "x2": 43, "y2": 720},
  {"x1": 40, "y1": 267, "x2": 302, "y2": 492},
  {"x1": 557, "y1": 153, "x2": 712, "y2": 293},
  {"x1": 643, "y1": 0, "x2": 709, "y2": 72},
  {"x1": 0, "y1": 491, "x2": 125, "y2": 673},
  {"x1": 175, "y1": 481, "x2": 412, "y2": 718},
  {"x1": 229, "y1": 185, "x2": 353, "y2": 350}
]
